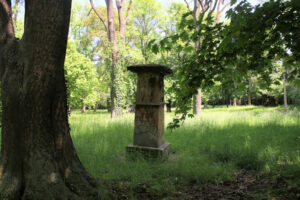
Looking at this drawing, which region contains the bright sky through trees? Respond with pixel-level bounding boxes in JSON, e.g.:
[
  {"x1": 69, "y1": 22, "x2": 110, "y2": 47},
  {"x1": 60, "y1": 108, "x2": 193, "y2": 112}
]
[
  {"x1": 77, "y1": 0, "x2": 261, "y2": 7},
  {"x1": 78, "y1": 0, "x2": 183, "y2": 6}
]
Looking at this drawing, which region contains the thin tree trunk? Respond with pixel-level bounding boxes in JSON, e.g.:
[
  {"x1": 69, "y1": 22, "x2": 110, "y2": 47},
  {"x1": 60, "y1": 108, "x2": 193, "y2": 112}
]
[
  {"x1": 233, "y1": 98, "x2": 237, "y2": 106},
  {"x1": 116, "y1": 0, "x2": 132, "y2": 37},
  {"x1": 284, "y1": 70, "x2": 288, "y2": 113},
  {"x1": 0, "y1": 1, "x2": 98, "y2": 199},
  {"x1": 193, "y1": 89, "x2": 202, "y2": 115},
  {"x1": 248, "y1": 79, "x2": 252, "y2": 106},
  {"x1": 106, "y1": 0, "x2": 118, "y2": 118},
  {"x1": 91, "y1": 0, "x2": 132, "y2": 118},
  {"x1": 107, "y1": 98, "x2": 111, "y2": 113},
  {"x1": 204, "y1": 101, "x2": 208, "y2": 109},
  {"x1": 82, "y1": 103, "x2": 86, "y2": 113},
  {"x1": 94, "y1": 103, "x2": 98, "y2": 112},
  {"x1": 191, "y1": 0, "x2": 227, "y2": 115},
  {"x1": 118, "y1": 2, "x2": 126, "y2": 37},
  {"x1": 248, "y1": 93, "x2": 251, "y2": 106}
]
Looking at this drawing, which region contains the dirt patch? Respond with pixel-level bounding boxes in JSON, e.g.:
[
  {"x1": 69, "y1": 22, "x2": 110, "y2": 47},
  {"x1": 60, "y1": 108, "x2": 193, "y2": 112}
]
[
  {"x1": 98, "y1": 170, "x2": 299, "y2": 200},
  {"x1": 170, "y1": 170, "x2": 297, "y2": 200}
]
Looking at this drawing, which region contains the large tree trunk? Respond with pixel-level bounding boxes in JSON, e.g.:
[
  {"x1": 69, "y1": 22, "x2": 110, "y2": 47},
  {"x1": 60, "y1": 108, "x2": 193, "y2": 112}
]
[
  {"x1": 193, "y1": 89, "x2": 202, "y2": 115},
  {"x1": 0, "y1": 1, "x2": 98, "y2": 199}
]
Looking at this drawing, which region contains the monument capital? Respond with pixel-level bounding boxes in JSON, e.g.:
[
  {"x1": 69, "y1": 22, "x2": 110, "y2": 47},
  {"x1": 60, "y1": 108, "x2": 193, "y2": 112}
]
[{"x1": 127, "y1": 64, "x2": 172, "y2": 75}]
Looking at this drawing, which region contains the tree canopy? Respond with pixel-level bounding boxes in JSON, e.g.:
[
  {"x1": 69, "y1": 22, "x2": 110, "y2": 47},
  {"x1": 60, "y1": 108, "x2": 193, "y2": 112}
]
[{"x1": 148, "y1": 0, "x2": 300, "y2": 129}]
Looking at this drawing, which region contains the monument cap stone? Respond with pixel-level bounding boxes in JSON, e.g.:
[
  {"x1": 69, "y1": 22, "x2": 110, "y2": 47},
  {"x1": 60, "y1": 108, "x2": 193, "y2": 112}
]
[{"x1": 127, "y1": 64, "x2": 172, "y2": 75}]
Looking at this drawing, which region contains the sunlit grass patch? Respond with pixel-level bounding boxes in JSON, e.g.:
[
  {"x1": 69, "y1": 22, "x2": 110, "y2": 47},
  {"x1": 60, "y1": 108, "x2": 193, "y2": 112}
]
[{"x1": 68, "y1": 106, "x2": 300, "y2": 196}]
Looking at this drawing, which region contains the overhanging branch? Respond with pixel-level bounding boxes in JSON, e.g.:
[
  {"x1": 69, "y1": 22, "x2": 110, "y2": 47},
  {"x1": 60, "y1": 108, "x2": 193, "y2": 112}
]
[
  {"x1": 89, "y1": 0, "x2": 108, "y2": 33},
  {"x1": 125, "y1": 0, "x2": 132, "y2": 22}
]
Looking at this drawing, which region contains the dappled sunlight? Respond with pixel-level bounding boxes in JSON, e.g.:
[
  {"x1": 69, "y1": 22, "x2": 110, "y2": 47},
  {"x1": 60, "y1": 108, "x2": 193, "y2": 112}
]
[
  {"x1": 65, "y1": 106, "x2": 300, "y2": 196},
  {"x1": 49, "y1": 172, "x2": 57, "y2": 183},
  {"x1": 173, "y1": 109, "x2": 300, "y2": 130},
  {"x1": 64, "y1": 167, "x2": 71, "y2": 178}
]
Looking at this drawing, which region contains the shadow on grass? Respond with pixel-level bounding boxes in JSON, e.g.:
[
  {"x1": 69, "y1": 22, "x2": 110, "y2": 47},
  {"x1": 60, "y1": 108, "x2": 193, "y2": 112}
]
[
  {"x1": 71, "y1": 116, "x2": 300, "y2": 189},
  {"x1": 167, "y1": 120, "x2": 300, "y2": 191}
]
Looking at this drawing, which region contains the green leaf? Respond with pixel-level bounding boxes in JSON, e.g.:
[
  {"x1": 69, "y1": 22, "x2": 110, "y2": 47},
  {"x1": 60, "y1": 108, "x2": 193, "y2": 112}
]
[
  {"x1": 184, "y1": 46, "x2": 194, "y2": 53},
  {"x1": 152, "y1": 44, "x2": 159, "y2": 54}
]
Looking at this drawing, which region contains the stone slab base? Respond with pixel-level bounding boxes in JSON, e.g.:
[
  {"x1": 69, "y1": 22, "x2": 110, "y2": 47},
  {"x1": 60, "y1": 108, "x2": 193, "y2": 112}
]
[{"x1": 126, "y1": 143, "x2": 170, "y2": 160}]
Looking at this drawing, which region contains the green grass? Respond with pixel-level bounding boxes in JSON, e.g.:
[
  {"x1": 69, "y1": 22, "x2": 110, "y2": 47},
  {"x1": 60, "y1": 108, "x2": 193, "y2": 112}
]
[
  {"x1": 0, "y1": 106, "x2": 298, "y2": 197},
  {"x1": 69, "y1": 106, "x2": 300, "y2": 197}
]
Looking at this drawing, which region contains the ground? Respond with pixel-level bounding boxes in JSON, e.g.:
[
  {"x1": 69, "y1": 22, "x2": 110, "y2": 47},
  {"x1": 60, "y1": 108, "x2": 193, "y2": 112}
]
[
  {"x1": 70, "y1": 106, "x2": 300, "y2": 200},
  {"x1": 1, "y1": 106, "x2": 299, "y2": 199},
  {"x1": 105, "y1": 169, "x2": 298, "y2": 199}
]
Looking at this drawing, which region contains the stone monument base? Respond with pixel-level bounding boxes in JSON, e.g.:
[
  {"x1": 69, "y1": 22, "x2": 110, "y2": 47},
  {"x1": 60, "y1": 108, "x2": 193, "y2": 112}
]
[{"x1": 126, "y1": 143, "x2": 170, "y2": 160}]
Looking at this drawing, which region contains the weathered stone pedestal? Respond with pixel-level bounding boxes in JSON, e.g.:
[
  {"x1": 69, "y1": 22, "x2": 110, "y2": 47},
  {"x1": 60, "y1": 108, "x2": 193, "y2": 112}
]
[{"x1": 126, "y1": 64, "x2": 172, "y2": 160}]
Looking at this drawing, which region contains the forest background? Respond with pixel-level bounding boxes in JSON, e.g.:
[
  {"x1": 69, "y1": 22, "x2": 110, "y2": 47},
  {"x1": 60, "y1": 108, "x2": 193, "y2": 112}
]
[{"x1": 10, "y1": 0, "x2": 300, "y2": 117}]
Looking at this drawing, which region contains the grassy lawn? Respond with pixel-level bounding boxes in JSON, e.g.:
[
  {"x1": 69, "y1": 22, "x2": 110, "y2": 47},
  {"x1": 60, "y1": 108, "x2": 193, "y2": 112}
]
[{"x1": 70, "y1": 106, "x2": 300, "y2": 199}]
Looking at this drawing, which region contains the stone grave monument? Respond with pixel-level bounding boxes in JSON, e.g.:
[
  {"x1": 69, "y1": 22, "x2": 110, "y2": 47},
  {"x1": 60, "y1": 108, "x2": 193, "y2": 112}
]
[{"x1": 126, "y1": 64, "x2": 172, "y2": 159}]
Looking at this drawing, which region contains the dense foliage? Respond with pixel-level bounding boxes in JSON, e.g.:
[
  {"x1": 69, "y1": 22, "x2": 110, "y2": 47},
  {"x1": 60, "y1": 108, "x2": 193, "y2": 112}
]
[
  {"x1": 65, "y1": 41, "x2": 101, "y2": 109},
  {"x1": 9, "y1": 0, "x2": 300, "y2": 118},
  {"x1": 149, "y1": 0, "x2": 300, "y2": 129}
]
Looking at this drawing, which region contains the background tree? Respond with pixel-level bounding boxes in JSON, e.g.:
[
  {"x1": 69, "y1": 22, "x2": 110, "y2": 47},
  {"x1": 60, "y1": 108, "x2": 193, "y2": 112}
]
[
  {"x1": 158, "y1": 2, "x2": 188, "y2": 112},
  {"x1": 65, "y1": 41, "x2": 101, "y2": 112},
  {"x1": 150, "y1": 0, "x2": 299, "y2": 129},
  {"x1": 184, "y1": 0, "x2": 230, "y2": 115},
  {"x1": 129, "y1": 0, "x2": 163, "y2": 63},
  {"x1": 90, "y1": 0, "x2": 132, "y2": 118},
  {"x1": 0, "y1": 0, "x2": 98, "y2": 198}
]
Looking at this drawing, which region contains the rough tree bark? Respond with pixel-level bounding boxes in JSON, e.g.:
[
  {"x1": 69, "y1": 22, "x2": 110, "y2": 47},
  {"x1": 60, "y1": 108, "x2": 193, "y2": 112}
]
[{"x1": 0, "y1": 0, "x2": 98, "y2": 199}]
